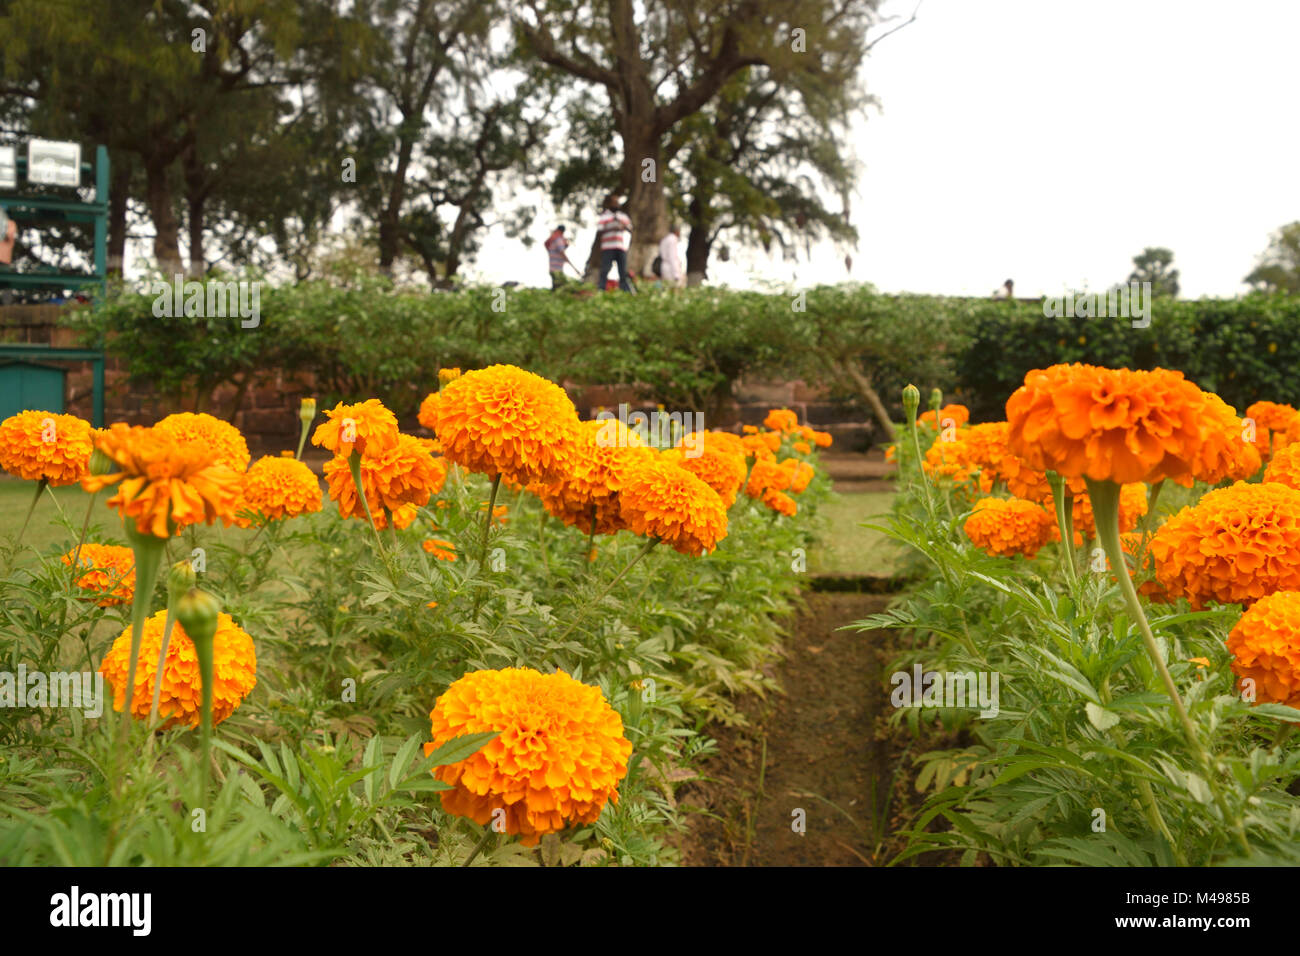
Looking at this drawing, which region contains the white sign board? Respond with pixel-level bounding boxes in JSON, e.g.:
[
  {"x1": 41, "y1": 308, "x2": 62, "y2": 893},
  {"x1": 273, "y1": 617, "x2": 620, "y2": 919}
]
[
  {"x1": 27, "y1": 139, "x2": 81, "y2": 187},
  {"x1": 0, "y1": 146, "x2": 15, "y2": 190}
]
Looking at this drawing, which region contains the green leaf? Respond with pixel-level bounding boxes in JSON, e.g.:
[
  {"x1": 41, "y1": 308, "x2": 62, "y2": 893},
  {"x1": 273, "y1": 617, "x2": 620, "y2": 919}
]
[
  {"x1": 423, "y1": 731, "x2": 498, "y2": 769},
  {"x1": 1085, "y1": 702, "x2": 1120, "y2": 731}
]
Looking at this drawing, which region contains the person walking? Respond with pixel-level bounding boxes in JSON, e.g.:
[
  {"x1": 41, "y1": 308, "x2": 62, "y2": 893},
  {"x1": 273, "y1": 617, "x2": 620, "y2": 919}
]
[
  {"x1": 657, "y1": 225, "x2": 684, "y2": 289},
  {"x1": 595, "y1": 194, "x2": 633, "y2": 293},
  {"x1": 544, "y1": 225, "x2": 579, "y2": 289}
]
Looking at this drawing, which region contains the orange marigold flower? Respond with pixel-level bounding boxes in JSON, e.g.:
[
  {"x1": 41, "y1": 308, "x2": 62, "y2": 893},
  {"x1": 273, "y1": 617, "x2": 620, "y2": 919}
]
[
  {"x1": 781, "y1": 458, "x2": 815, "y2": 494},
  {"x1": 1149, "y1": 481, "x2": 1300, "y2": 609},
  {"x1": 963, "y1": 497, "x2": 1057, "y2": 559},
  {"x1": 746, "y1": 458, "x2": 793, "y2": 498},
  {"x1": 1245, "y1": 401, "x2": 1300, "y2": 434},
  {"x1": 531, "y1": 420, "x2": 654, "y2": 535},
  {"x1": 1171, "y1": 393, "x2": 1260, "y2": 487},
  {"x1": 155, "y1": 412, "x2": 251, "y2": 472},
  {"x1": 740, "y1": 433, "x2": 776, "y2": 461},
  {"x1": 617, "y1": 457, "x2": 729, "y2": 555},
  {"x1": 312, "y1": 399, "x2": 400, "y2": 458},
  {"x1": 424, "y1": 667, "x2": 632, "y2": 847},
  {"x1": 1263, "y1": 441, "x2": 1300, "y2": 490},
  {"x1": 424, "y1": 364, "x2": 580, "y2": 486},
  {"x1": 99, "y1": 608, "x2": 256, "y2": 729},
  {"x1": 322, "y1": 437, "x2": 442, "y2": 527},
  {"x1": 919, "y1": 404, "x2": 970, "y2": 429},
  {"x1": 1006, "y1": 363, "x2": 1210, "y2": 484},
  {"x1": 811, "y1": 430, "x2": 833, "y2": 448},
  {"x1": 0, "y1": 410, "x2": 94, "y2": 485},
  {"x1": 236, "y1": 455, "x2": 323, "y2": 527},
  {"x1": 793, "y1": 441, "x2": 812, "y2": 455},
  {"x1": 422, "y1": 538, "x2": 458, "y2": 561},
  {"x1": 81, "y1": 424, "x2": 242, "y2": 538},
  {"x1": 679, "y1": 430, "x2": 747, "y2": 462},
  {"x1": 61, "y1": 543, "x2": 135, "y2": 606},
  {"x1": 1226, "y1": 590, "x2": 1300, "y2": 706},
  {"x1": 667, "y1": 444, "x2": 747, "y2": 508},
  {"x1": 762, "y1": 488, "x2": 798, "y2": 516},
  {"x1": 763, "y1": 408, "x2": 800, "y2": 433},
  {"x1": 884, "y1": 444, "x2": 897, "y2": 463},
  {"x1": 761, "y1": 430, "x2": 782, "y2": 452}
]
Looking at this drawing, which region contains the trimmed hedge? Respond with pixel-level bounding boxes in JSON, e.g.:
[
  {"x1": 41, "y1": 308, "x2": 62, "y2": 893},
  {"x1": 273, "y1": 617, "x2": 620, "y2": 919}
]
[{"x1": 63, "y1": 279, "x2": 1300, "y2": 432}]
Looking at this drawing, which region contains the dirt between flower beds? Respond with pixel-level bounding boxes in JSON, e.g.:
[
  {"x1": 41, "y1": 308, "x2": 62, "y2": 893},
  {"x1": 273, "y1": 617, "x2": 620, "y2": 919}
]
[{"x1": 673, "y1": 590, "x2": 967, "y2": 867}]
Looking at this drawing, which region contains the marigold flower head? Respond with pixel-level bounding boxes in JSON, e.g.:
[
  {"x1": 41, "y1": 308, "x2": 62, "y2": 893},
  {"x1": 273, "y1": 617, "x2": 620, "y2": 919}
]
[
  {"x1": 531, "y1": 420, "x2": 654, "y2": 535},
  {"x1": 963, "y1": 497, "x2": 1057, "y2": 559},
  {"x1": 438, "y1": 367, "x2": 463, "y2": 386},
  {"x1": 1170, "y1": 393, "x2": 1260, "y2": 487},
  {"x1": 322, "y1": 437, "x2": 441, "y2": 527},
  {"x1": 155, "y1": 412, "x2": 251, "y2": 472},
  {"x1": 61, "y1": 543, "x2": 135, "y2": 606},
  {"x1": 781, "y1": 458, "x2": 815, "y2": 494},
  {"x1": 617, "y1": 457, "x2": 729, "y2": 555},
  {"x1": 1263, "y1": 441, "x2": 1300, "y2": 490},
  {"x1": 665, "y1": 444, "x2": 747, "y2": 507},
  {"x1": 1226, "y1": 590, "x2": 1300, "y2": 707},
  {"x1": 919, "y1": 404, "x2": 970, "y2": 429},
  {"x1": 1245, "y1": 401, "x2": 1299, "y2": 434},
  {"x1": 424, "y1": 365, "x2": 580, "y2": 486},
  {"x1": 763, "y1": 409, "x2": 799, "y2": 433},
  {"x1": 793, "y1": 441, "x2": 812, "y2": 455},
  {"x1": 1149, "y1": 481, "x2": 1300, "y2": 609},
  {"x1": 1006, "y1": 363, "x2": 1210, "y2": 484},
  {"x1": 746, "y1": 458, "x2": 793, "y2": 498},
  {"x1": 0, "y1": 410, "x2": 94, "y2": 485},
  {"x1": 423, "y1": 538, "x2": 457, "y2": 561},
  {"x1": 312, "y1": 399, "x2": 400, "y2": 458},
  {"x1": 811, "y1": 430, "x2": 833, "y2": 448},
  {"x1": 99, "y1": 608, "x2": 256, "y2": 729},
  {"x1": 424, "y1": 667, "x2": 632, "y2": 846},
  {"x1": 81, "y1": 424, "x2": 242, "y2": 538},
  {"x1": 740, "y1": 433, "x2": 776, "y2": 461},
  {"x1": 236, "y1": 455, "x2": 323, "y2": 527},
  {"x1": 763, "y1": 489, "x2": 798, "y2": 516},
  {"x1": 679, "y1": 430, "x2": 747, "y2": 463}
]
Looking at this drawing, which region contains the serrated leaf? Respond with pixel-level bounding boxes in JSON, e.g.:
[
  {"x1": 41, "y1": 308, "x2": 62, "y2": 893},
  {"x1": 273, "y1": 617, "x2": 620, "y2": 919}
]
[{"x1": 423, "y1": 731, "x2": 498, "y2": 769}]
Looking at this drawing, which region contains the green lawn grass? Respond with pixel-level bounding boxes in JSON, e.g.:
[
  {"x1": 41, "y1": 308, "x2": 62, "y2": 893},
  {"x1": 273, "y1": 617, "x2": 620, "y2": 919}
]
[{"x1": 810, "y1": 490, "x2": 900, "y2": 577}]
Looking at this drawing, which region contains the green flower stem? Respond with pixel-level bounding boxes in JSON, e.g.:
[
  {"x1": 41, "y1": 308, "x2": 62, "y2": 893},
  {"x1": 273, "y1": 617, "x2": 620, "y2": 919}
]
[
  {"x1": 295, "y1": 418, "x2": 312, "y2": 462},
  {"x1": 1134, "y1": 479, "x2": 1165, "y2": 573},
  {"x1": 147, "y1": 610, "x2": 178, "y2": 730},
  {"x1": 462, "y1": 825, "x2": 497, "y2": 866},
  {"x1": 584, "y1": 504, "x2": 598, "y2": 566},
  {"x1": 347, "y1": 451, "x2": 399, "y2": 587},
  {"x1": 904, "y1": 398, "x2": 938, "y2": 522},
  {"x1": 471, "y1": 475, "x2": 503, "y2": 621},
  {"x1": 193, "y1": 631, "x2": 215, "y2": 801},
  {"x1": 11, "y1": 477, "x2": 48, "y2": 558},
  {"x1": 555, "y1": 538, "x2": 659, "y2": 644},
  {"x1": 1048, "y1": 473, "x2": 1078, "y2": 590},
  {"x1": 538, "y1": 510, "x2": 551, "y2": 581},
  {"x1": 116, "y1": 527, "x2": 167, "y2": 788},
  {"x1": 1088, "y1": 477, "x2": 1249, "y2": 856}
]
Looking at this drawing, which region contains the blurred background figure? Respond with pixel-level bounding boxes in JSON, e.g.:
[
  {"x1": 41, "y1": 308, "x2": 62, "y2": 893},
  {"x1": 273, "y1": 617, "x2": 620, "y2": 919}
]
[
  {"x1": 544, "y1": 224, "x2": 580, "y2": 289},
  {"x1": 596, "y1": 194, "x2": 634, "y2": 292},
  {"x1": 657, "y1": 225, "x2": 685, "y2": 289}
]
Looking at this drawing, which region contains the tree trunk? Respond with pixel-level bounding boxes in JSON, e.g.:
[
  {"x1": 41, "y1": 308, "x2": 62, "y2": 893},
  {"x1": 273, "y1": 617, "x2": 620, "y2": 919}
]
[
  {"x1": 685, "y1": 225, "x2": 712, "y2": 287},
  {"x1": 620, "y1": 127, "x2": 667, "y2": 278},
  {"x1": 378, "y1": 127, "x2": 416, "y2": 274},
  {"x1": 184, "y1": 149, "x2": 207, "y2": 277},
  {"x1": 144, "y1": 157, "x2": 183, "y2": 275}
]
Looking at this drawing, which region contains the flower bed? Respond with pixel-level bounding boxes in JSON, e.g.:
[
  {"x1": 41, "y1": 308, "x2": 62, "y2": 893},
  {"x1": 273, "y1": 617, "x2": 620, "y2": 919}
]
[{"x1": 0, "y1": 370, "x2": 832, "y2": 866}]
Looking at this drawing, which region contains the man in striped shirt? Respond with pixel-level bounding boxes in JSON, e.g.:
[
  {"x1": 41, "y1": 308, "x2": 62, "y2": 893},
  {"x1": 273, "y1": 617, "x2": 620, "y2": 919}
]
[
  {"x1": 595, "y1": 194, "x2": 634, "y2": 292},
  {"x1": 544, "y1": 225, "x2": 576, "y2": 289}
]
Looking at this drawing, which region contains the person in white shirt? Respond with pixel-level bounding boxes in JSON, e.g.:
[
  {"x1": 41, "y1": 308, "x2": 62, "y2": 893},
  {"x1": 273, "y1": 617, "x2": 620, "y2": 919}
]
[{"x1": 657, "y1": 226, "x2": 684, "y2": 288}]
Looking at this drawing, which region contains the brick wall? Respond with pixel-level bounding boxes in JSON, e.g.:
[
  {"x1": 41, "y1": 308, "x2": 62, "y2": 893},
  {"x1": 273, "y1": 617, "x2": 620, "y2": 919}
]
[{"x1": 3, "y1": 305, "x2": 879, "y2": 454}]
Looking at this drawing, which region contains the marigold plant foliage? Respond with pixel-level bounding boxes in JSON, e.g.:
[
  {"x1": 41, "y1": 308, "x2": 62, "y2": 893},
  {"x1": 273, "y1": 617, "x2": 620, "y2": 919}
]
[
  {"x1": 0, "y1": 410, "x2": 94, "y2": 485},
  {"x1": 236, "y1": 455, "x2": 323, "y2": 526},
  {"x1": 60, "y1": 543, "x2": 136, "y2": 606},
  {"x1": 82, "y1": 424, "x2": 242, "y2": 538},
  {"x1": 424, "y1": 667, "x2": 632, "y2": 847},
  {"x1": 99, "y1": 609, "x2": 257, "y2": 729},
  {"x1": 1226, "y1": 590, "x2": 1300, "y2": 707},
  {"x1": 421, "y1": 364, "x2": 580, "y2": 485},
  {"x1": 1148, "y1": 481, "x2": 1300, "y2": 608},
  {"x1": 963, "y1": 497, "x2": 1058, "y2": 558},
  {"x1": 155, "y1": 412, "x2": 251, "y2": 472},
  {"x1": 617, "y1": 457, "x2": 729, "y2": 555},
  {"x1": 1007, "y1": 363, "x2": 1210, "y2": 484}
]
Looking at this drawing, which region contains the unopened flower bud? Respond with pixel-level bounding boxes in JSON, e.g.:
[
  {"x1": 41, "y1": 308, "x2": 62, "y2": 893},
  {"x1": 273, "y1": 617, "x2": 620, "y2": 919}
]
[
  {"x1": 929, "y1": 388, "x2": 943, "y2": 413},
  {"x1": 902, "y1": 384, "x2": 920, "y2": 422},
  {"x1": 89, "y1": 447, "x2": 117, "y2": 476},
  {"x1": 299, "y1": 397, "x2": 316, "y2": 425},
  {"x1": 175, "y1": 588, "x2": 221, "y2": 644},
  {"x1": 166, "y1": 559, "x2": 197, "y2": 607}
]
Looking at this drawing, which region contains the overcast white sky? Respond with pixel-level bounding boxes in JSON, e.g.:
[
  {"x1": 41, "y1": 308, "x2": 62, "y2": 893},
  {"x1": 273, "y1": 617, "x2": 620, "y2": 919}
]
[{"x1": 463, "y1": 0, "x2": 1300, "y2": 297}]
